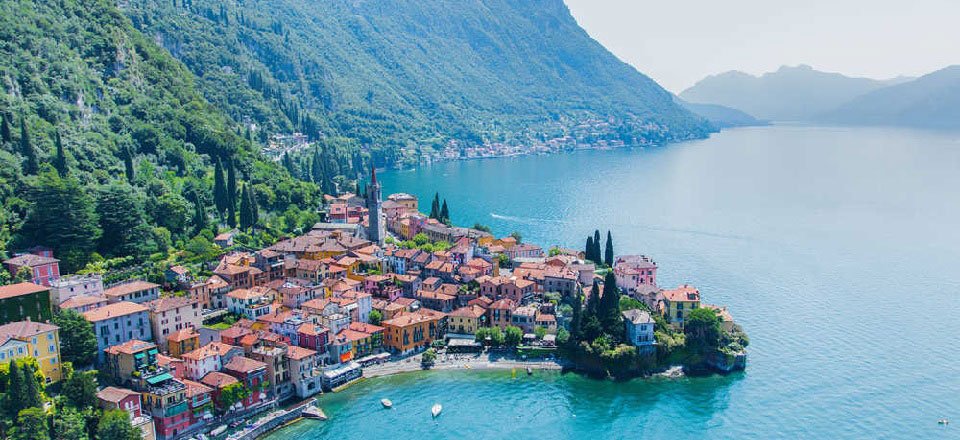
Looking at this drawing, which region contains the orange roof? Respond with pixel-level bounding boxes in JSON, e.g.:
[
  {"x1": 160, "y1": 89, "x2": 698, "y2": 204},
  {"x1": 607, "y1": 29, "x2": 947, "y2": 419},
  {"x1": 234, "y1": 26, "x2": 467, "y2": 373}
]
[
  {"x1": 147, "y1": 296, "x2": 197, "y2": 313},
  {"x1": 83, "y1": 302, "x2": 148, "y2": 322},
  {"x1": 382, "y1": 308, "x2": 445, "y2": 328},
  {"x1": 449, "y1": 305, "x2": 486, "y2": 319},
  {"x1": 97, "y1": 386, "x2": 139, "y2": 403},
  {"x1": 226, "y1": 288, "x2": 266, "y2": 300},
  {"x1": 490, "y1": 298, "x2": 517, "y2": 310},
  {"x1": 104, "y1": 339, "x2": 155, "y2": 355},
  {"x1": 224, "y1": 356, "x2": 267, "y2": 373},
  {"x1": 181, "y1": 379, "x2": 213, "y2": 398},
  {"x1": 200, "y1": 371, "x2": 238, "y2": 388},
  {"x1": 167, "y1": 327, "x2": 199, "y2": 343},
  {"x1": 181, "y1": 342, "x2": 238, "y2": 361},
  {"x1": 337, "y1": 329, "x2": 370, "y2": 343},
  {"x1": 103, "y1": 281, "x2": 159, "y2": 298},
  {"x1": 59, "y1": 294, "x2": 107, "y2": 309},
  {"x1": 297, "y1": 323, "x2": 329, "y2": 336},
  {"x1": 0, "y1": 282, "x2": 48, "y2": 300},
  {"x1": 662, "y1": 284, "x2": 700, "y2": 303},
  {"x1": 0, "y1": 321, "x2": 58, "y2": 339},
  {"x1": 285, "y1": 345, "x2": 317, "y2": 360},
  {"x1": 348, "y1": 321, "x2": 385, "y2": 334}
]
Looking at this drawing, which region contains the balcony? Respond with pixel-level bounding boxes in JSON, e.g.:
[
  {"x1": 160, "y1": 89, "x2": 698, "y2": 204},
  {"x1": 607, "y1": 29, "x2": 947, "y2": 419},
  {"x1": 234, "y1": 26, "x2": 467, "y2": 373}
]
[{"x1": 163, "y1": 401, "x2": 189, "y2": 418}]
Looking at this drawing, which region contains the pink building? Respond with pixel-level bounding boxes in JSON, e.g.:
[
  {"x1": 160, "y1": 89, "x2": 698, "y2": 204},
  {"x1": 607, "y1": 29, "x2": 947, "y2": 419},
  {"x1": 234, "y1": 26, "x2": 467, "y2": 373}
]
[
  {"x1": 4, "y1": 252, "x2": 60, "y2": 286},
  {"x1": 613, "y1": 255, "x2": 658, "y2": 293}
]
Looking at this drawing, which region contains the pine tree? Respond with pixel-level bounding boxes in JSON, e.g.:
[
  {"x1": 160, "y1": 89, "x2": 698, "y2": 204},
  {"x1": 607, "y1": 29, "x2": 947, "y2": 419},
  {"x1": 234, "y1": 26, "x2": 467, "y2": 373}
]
[
  {"x1": 249, "y1": 186, "x2": 259, "y2": 227},
  {"x1": 599, "y1": 272, "x2": 623, "y2": 338},
  {"x1": 226, "y1": 159, "x2": 237, "y2": 227},
  {"x1": 585, "y1": 236, "x2": 594, "y2": 262},
  {"x1": 586, "y1": 281, "x2": 600, "y2": 316},
  {"x1": 54, "y1": 130, "x2": 68, "y2": 177},
  {"x1": 213, "y1": 159, "x2": 227, "y2": 218},
  {"x1": 0, "y1": 113, "x2": 11, "y2": 144},
  {"x1": 281, "y1": 153, "x2": 295, "y2": 175},
  {"x1": 604, "y1": 230, "x2": 614, "y2": 267},
  {"x1": 20, "y1": 117, "x2": 38, "y2": 175},
  {"x1": 96, "y1": 183, "x2": 152, "y2": 259},
  {"x1": 440, "y1": 199, "x2": 449, "y2": 223},
  {"x1": 239, "y1": 184, "x2": 254, "y2": 230},
  {"x1": 311, "y1": 150, "x2": 323, "y2": 184}
]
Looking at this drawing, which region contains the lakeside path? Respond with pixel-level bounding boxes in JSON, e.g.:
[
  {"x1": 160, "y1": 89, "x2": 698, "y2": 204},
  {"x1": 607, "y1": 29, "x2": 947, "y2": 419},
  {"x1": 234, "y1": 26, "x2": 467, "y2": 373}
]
[{"x1": 361, "y1": 351, "x2": 567, "y2": 379}]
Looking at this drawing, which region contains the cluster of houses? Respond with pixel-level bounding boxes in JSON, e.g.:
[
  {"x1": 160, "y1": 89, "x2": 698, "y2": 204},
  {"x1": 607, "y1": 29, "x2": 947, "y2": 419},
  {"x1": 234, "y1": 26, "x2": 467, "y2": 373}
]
[{"x1": 0, "y1": 169, "x2": 735, "y2": 440}]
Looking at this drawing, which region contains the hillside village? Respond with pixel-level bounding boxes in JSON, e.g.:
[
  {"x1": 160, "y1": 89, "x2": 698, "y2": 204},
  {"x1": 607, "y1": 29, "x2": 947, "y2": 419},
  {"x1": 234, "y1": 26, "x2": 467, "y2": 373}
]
[{"x1": 0, "y1": 169, "x2": 741, "y2": 440}]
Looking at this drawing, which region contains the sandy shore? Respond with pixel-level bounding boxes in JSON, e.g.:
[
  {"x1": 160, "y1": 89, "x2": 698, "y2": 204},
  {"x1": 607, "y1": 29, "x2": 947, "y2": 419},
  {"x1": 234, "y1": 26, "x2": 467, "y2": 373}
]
[{"x1": 361, "y1": 351, "x2": 566, "y2": 379}]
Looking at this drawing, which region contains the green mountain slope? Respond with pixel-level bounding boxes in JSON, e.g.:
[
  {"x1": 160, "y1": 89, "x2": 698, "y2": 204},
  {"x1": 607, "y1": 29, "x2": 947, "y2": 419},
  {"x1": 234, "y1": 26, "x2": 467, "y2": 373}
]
[
  {"x1": 680, "y1": 65, "x2": 911, "y2": 121},
  {"x1": 0, "y1": 0, "x2": 318, "y2": 272},
  {"x1": 817, "y1": 65, "x2": 960, "y2": 129},
  {"x1": 124, "y1": 0, "x2": 711, "y2": 164}
]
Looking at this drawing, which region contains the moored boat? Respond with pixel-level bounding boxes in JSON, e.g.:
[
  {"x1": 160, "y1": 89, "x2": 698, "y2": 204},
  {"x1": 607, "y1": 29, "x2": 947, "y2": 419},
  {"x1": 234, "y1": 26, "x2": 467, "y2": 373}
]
[
  {"x1": 431, "y1": 403, "x2": 442, "y2": 418},
  {"x1": 381, "y1": 398, "x2": 393, "y2": 408},
  {"x1": 210, "y1": 425, "x2": 228, "y2": 436}
]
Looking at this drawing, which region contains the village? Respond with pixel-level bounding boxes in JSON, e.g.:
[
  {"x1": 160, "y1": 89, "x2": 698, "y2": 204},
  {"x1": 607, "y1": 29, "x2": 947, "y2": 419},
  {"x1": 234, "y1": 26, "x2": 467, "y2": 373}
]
[{"x1": 0, "y1": 169, "x2": 739, "y2": 440}]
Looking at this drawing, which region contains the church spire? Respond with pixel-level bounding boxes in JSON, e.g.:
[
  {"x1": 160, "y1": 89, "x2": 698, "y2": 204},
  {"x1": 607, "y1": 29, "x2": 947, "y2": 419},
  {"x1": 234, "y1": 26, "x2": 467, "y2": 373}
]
[{"x1": 371, "y1": 166, "x2": 378, "y2": 186}]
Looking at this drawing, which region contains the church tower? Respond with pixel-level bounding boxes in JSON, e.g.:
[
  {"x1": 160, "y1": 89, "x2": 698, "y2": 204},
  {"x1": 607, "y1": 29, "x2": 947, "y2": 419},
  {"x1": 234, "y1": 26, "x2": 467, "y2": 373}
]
[{"x1": 366, "y1": 167, "x2": 384, "y2": 245}]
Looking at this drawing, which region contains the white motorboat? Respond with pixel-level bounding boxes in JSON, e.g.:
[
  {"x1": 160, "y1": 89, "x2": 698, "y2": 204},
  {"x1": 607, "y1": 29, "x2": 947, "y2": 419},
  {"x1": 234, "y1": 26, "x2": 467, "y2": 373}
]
[{"x1": 431, "y1": 403, "x2": 442, "y2": 418}]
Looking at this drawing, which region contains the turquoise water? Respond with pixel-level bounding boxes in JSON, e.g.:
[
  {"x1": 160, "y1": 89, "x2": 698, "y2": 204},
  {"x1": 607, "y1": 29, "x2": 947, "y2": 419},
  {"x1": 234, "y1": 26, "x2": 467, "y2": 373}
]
[{"x1": 270, "y1": 125, "x2": 960, "y2": 438}]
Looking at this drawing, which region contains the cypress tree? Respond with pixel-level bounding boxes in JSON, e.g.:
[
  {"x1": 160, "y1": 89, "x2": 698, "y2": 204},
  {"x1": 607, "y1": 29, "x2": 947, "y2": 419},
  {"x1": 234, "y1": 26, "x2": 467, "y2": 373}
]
[
  {"x1": 311, "y1": 150, "x2": 323, "y2": 184},
  {"x1": 226, "y1": 159, "x2": 237, "y2": 227},
  {"x1": 430, "y1": 193, "x2": 440, "y2": 219},
  {"x1": 585, "y1": 236, "x2": 594, "y2": 262},
  {"x1": 239, "y1": 184, "x2": 251, "y2": 230},
  {"x1": 586, "y1": 281, "x2": 600, "y2": 316},
  {"x1": 281, "y1": 153, "x2": 295, "y2": 175},
  {"x1": 54, "y1": 130, "x2": 68, "y2": 177},
  {"x1": 570, "y1": 292, "x2": 583, "y2": 343},
  {"x1": 21, "y1": 363, "x2": 43, "y2": 410},
  {"x1": 593, "y1": 230, "x2": 602, "y2": 264},
  {"x1": 20, "y1": 117, "x2": 38, "y2": 175},
  {"x1": 213, "y1": 159, "x2": 227, "y2": 217},
  {"x1": 604, "y1": 230, "x2": 614, "y2": 267},
  {"x1": 192, "y1": 197, "x2": 206, "y2": 235},
  {"x1": 5, "y1": 360, "x2": 25, "y2": 417},
  {"x1": 1, "y1": 113, "x2": 11, "y2": 144},
  {"x1": 440, "y1": 199, "x2": 449, "y2": 223},
  {"x1": 123, "y1": 149, "x2": 135, "y2": 184},
  {"x1": 600, "y1": 272, "x2": 622, "y2": 337},
  {"x1": 249, "y1": 185, "x2": 259, "y2": 227}
]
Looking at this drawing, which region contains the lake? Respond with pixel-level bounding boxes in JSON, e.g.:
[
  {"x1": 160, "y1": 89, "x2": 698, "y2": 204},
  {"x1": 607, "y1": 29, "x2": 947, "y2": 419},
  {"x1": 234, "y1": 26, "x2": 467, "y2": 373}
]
[{"x1": 267, "y1": 125, "x2": 960, "y2": 438}]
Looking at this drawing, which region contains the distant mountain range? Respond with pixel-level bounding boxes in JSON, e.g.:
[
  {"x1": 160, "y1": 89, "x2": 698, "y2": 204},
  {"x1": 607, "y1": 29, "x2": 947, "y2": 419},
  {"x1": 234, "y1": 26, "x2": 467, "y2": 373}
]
[
  {"x1": 680, "y1": 65, "x2": 912, "y2": 122},
  {"x1": 675, "y1": 99, "x2": 768, "y2": 129},
  {"x1": 817, "y1": 66, "x2": 960, "y2": 129}
]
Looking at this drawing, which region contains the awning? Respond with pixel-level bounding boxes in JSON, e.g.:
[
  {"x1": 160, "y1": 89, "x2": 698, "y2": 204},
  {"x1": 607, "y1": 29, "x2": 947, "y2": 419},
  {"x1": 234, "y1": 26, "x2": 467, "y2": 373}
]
[
  {"x1": 146, "y1": 372, "x2": 173, "y2": 385},
  {"x1": 148, "y1": 348, "x2": 159, "y2": 356},
  {"x1": 134, "y1": 352, "x2": 146, "y2": 359}
]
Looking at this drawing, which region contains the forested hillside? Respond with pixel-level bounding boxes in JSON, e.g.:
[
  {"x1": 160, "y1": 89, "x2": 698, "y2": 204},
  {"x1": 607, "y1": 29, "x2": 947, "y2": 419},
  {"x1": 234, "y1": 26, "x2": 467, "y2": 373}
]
[
  {"x1": 0, "y1": 0, "x2": 319, "y2": 274},
  {"x1": 124, "y1": 0, "x2": 710, "y2": 166}
]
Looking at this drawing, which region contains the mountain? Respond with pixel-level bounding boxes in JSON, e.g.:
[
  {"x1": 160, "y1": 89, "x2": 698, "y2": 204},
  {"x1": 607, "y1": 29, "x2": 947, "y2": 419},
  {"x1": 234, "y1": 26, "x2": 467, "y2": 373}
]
[
  {"x1": 817, "y1": 66, "x2": 960, "y2": 129},
  {"x1": 0, "y1": 0, "x2": 318, "y2": 272},
  {"x1": 123, "y1": 0, "x2": 711, "y2": 164},
  {"x1": 675, "y1": 99, "x2": 768, "y2": 129},
  {"x1": 680, "y1": 65, "x2": 910, "y2": 121}
]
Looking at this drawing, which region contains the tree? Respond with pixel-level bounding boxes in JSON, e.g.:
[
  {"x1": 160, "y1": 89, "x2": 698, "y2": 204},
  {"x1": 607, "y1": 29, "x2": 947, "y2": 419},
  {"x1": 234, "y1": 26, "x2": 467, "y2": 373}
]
[
  {"x1": 685, "y1": 308, "x2": 722, "y2": 349},
  {"x1": 4, "y1": 360, "x2": 27, "y2": 418},
  {"x1": 0, "y1": 113, "x2": 11, "y2": 144},
  {"x1": 226, "y1": 159, "x2": 237, "y2": 227},
  {"x1": 96, "y1": 183, "x2": 153, "y2": 259},
  {"x1": 429, "y1": 193, "x2": 440, "y2": 219},
  {"x1": 585, "y1": 236, "x2": 594, "y2": 262},
  {"x1": 53, "y1": 407, "x2": 88, "y2": 440},
  {"x1": 593, "y1": 230, "x2": 602, "y2": 264},
  {"x1": 598, "y1": 272, "x2": 623, "y2": 338},
  {"x1": 534, "y1": 326, "x2": 547, "y2": 340},
  {"x1": 218, "y1": 382, "x2": 250, "y2": 414},
  {"x1": 239, "y1": 184, "x2": 252, "y2": 229},
  {"x1": 122, "y1": 150, "x2": 135, "y2": 184},
  {"x1": 421, "y1": 348, "x2": 437, "y2": 368},
  {"x1": 368, "y1": 309, "x2": 383, "y2": 325},
  {"x1": 97, "y1": 409, "x2": 141, "y2": 440},
  {"x1": 569, "y1": 292, "x2": 583, "y2": 343},
  {"x1": 20, "y1": 363, "x2": 43, "y2": 410},
  {"x1": 604, "y1": 230, "x2": 614, "y2": 267},
  {"x1": 16, "y1": 168, "x2": 102, "y2": 272},
  {"x1": 53, "y1": 130, "x2": 68, "y2": 177},
  {"x1": 440, "y1": 199, "x2": 449, "y2": 223},
  {"x1": 62, "y1": 368, "x2": 98, "y2": 409},
  {"x1": 53, "y1": 310, "x2": 98, "y2": 367},
  {"x1": 412, "y1": 233, "x2": 430, "y2": 246},
  {"x1": 504, "y1": 326, "x2": 523, "y2": 346},
  {"x1": 20, "y1": 117, "x2": 39, "y2": 175},
  {"x1": 192, "y1": 197, "x2": 207, "y2": 236},
  {"x1": 213, "y1": 159, "x2": 227, "y2": 217},
  {"x1": 509, "y1": 231, "x2": 522, "y2": 244},
  {"x1": 12, "y1": 408, "x2": 48, "y2": 440}
]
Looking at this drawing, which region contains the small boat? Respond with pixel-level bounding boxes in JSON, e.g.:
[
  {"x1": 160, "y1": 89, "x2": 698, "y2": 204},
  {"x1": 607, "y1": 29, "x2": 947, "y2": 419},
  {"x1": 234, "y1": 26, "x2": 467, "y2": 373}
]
[
  {"x1": 229, "y1": 420, "x2": 243, "y2": 428},
  {"x1": 526, "y1": 367, "x2": 533, "y2": 375},
  {"x1": 210, "y1": 425, "x2": 228, "y2": 436},
  {"x1": 381, "y1": 398, "x2": 393, "y2": 409},
  {"x1": 939, "y1": 418, "x2": 950, "y2": 425},
  {"x1": 431, "y1": 403, "x2": 442, "y2": 418}
]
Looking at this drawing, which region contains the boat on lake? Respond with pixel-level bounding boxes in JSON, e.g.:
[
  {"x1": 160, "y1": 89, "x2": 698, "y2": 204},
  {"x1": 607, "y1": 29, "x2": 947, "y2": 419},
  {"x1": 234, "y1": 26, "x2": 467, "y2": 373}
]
[
  {"x1": 431, "y1": 403, "x2": 442, "y2": 418},
  {"x1": 526, "y1": 367, "x2": 533, "y2": 375},
  {"x1": 210, "y1": 426, "x2": 227, "y2": 437},
  {"x1": 381, "y1": 398, "x2": 393, "y2": 408}
]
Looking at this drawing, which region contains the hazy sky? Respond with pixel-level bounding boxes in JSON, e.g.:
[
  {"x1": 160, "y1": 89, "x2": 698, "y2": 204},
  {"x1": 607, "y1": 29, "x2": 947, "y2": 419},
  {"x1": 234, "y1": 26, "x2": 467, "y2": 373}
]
[{"x1": 565, "y1": 0, "x2": 960, "y2": 93}]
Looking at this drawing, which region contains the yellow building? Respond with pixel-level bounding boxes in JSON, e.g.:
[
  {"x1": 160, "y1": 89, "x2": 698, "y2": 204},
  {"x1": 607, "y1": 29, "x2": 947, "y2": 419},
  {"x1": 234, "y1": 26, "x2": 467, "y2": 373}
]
[
  {"x1": 166, "y1": 328, "x2": 200, "y2": 359},
  {"x1": 447, "y1": 305, "x2": 487, "y2": 335},
  {"x1": 0, "y1": 321, "x2": 63, "y2": 383},
  {"x1": 660, "y1": 284, "x2": 701, "y2": 330}
]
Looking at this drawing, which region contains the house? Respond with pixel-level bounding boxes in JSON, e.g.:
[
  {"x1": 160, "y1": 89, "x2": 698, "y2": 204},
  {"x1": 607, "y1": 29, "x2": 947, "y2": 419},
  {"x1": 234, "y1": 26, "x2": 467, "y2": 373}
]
[
  {"x1": 222, "y1": 356, "x2": 270, "y2": 407},
  {"x1": 511, "y1": 306, "x2": 538, "y2": 333},
  {"x1": 488, "y1": 298, "x2": 517, "y2": 330},
  {"x1": 705, "y1": 305, "x2": 736, "y2": 333},
  {"x1": 180, "y1": 379, "x2": 214, "y2": 430},
  {"x1": 166, "y1": 328, "x2": 200, "y2": 359},
  {"x1": 416, "y1": 289, "x2": 456, "y2": 313},
  {"x1": 381, "y1": 308, "x2": 446, "y2": 354},
  {"x1": 535, "y1": 312, "x2": 557, "y2": 333},
  {"x1": 614, "y1": 255, "x2": 658, "y2": 294},
  {"x1": 622, "y1": 309, "x2": 655, "y2": 348},
  {"x1": 386, "y1": 193, "x2": 418, "y2": 211},
  {"x1": 0, "y1": 282, "x2": 52, "y2": 324},
  {"x1": 0, "y1": 337, "x2": 30, "y2": 367},
  {"x1": 83, "y1": 302, "x2": 152, "y2": 362},
  {"x1": 250, "y1": 342, "x2": 293, "y2": 401},
  {"x1": 181, "y1": 342, "x2": 244, "y2": 381},
  {"x1": 157, "y1": 353, "x2": 185, "y2": 379},
  {"x1": 188, "y1": 275, "x2": 231, "y2": 310},
  {"x1": 226, "y1": 288, "x2": 273, "y2": 319},
  {"x1": 103, "y1": 281, "x2": 160, "y2": 304},
  {"x1": 49, "y1": 274, "x2": 103, "y2": 305},
  {"x1": 505, "y1": 244, "x2": 544, "y2": 260},
  {"x1": 447, "y1": 305, "x2": 487, "y2": 335},
  {"x1": 0, "y1": 321, "x2": 62, "y2": 383},
  {"x1": 58, "y1": 294, "x2": 108, "y2": 314},
  {"x1": 164, "y1": 265, "x2": 191, "y2": 287},
  {"x1": 345, "y1": 321, "x2": 384, "y2": 356},
  {"x1": 543, "y1": 267, "x2": 579, "y2": 298},
  {"x1": 213, "y1": 254, "x2": 263, "y2": 289},
  {"x1": 141, "y1": 374, "x2": 191, "y2": 439},
  {"x1": 97, "y1": 387, "x2": 156, "y2": 440},
  {"x1": 277, "y1": 280, "x2": 319, "y2": 308},
  {"x1": 660, "y1": 284, "x2": 701, "y2": 329},
  {"x1": 296, "y1": 323, "x2": 329, "y2": 356},
  {"x1": 320, "y1": 361, "x2": 362, "y2": 391},
  {"x1": 102, "y1": 339, "x2": 158, "y2": 387},
  {"x1": 146, "y1": 296, "x2": 201, "y2": 351},
  {"x1": 3, "y1": 252, "x2": 60, "y2": 286},
  {"x1": 200, "y1": 371, "x2": 239, "y2": 412},
  {"x1": 214, "y1": 229, "x2": 238, "y2": 248},
  {"x1": 286, "y1": 345, "x2": 322, "y2": 398}
]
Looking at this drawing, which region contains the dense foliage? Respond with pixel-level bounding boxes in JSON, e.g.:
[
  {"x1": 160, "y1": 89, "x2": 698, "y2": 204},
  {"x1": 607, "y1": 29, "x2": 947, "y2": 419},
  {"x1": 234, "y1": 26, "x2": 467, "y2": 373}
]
[{"x1": 0, "y1": 0, "x2": 320, "y2": 271}]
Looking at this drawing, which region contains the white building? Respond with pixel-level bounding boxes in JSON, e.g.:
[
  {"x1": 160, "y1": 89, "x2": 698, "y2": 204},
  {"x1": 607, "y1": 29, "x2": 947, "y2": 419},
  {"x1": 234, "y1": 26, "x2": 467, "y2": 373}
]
[
  {"x1": 50, "y1": 274, "x2": 103, "y2": 305},
  {"x1": 622, "y1": 309, "x2": 655, "y2": 349}
]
